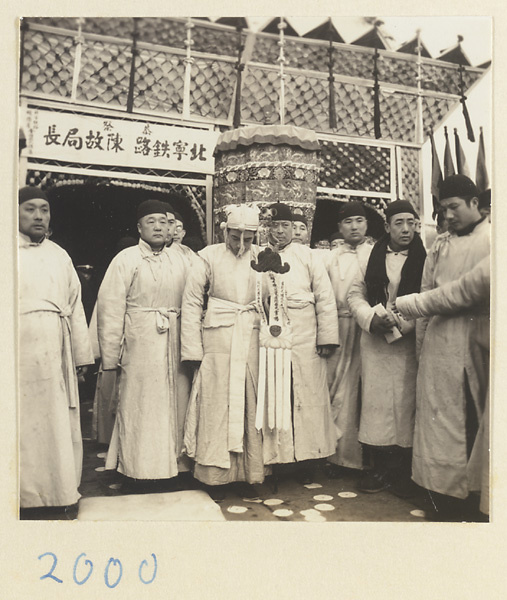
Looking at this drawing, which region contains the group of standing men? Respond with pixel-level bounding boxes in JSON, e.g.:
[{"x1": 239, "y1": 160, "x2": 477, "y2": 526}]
[{"x1": 19, "y1": 172, "x2": 490, "y2": 520}]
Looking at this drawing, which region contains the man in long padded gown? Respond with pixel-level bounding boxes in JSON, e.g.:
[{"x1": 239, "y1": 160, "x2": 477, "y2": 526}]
[
  {"x1": 265, "y1": 202, "x2": 339, "y2": 484},
  {"x1": 98, "y1": 199, "x2": 193, "y2": 487},
  {"x1": 19, "y1": 186, "x2": 93, "y2": 509},
  {"x1": 181, "y1": 205, "x2": 268, "y2": 498},
  {"x1": 325, "y1": 202, "x2": 374, "y2": 475}
]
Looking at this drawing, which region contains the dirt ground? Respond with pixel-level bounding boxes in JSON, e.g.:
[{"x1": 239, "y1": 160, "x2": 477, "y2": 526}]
[{"x1": 19, "y1": 382, "x2": 486, "y2": 523}]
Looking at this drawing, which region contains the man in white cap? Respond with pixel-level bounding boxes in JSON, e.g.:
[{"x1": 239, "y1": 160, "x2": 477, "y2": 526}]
[
  {"x1": 97, "y1": 199, "x2": 193, "y2": 490},
  {"x1": 402, "y1": 174, "x2": 490, "y2": 519},
  {"x1": 18, "y1": 186, "x2": 93, "y2": 511},
  {"x1": 181, "y1": 205, "x2": 268, "y2": 498}
]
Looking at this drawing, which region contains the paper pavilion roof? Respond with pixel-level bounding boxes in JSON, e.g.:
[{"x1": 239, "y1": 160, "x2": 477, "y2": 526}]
[{"x1": 22, "y1": 17, "x2": 488, "y2": 144}]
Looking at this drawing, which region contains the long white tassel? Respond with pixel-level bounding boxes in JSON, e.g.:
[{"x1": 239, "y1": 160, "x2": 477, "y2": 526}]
[
  {"x1": 282, "y1": 348, "x2": 292, "y2": 431},
  {"x1": 256, "y1": 346, "x2": 266, "y2": 431},
  {"x1": 267, "y1": 348, "x2": 276, "y2": 430},
  {"x1": 275, "y1": 347, "x2": 284, "y2": 428}
]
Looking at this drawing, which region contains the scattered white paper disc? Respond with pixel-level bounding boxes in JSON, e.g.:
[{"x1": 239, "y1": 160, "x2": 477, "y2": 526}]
[
  {"x1": 227, "y1": 505, "x2": 248, "y2": 514},
  {"x1": 88, "y1": 408, "x2": 94, "y2": 413},
  {"x1": 313, "y1": 494, "x2": 333, "y2": 502},
  {"x1": 300, "y1": 509, "x2": 326, "y2": 522},
  {"x1": 94, "y1": 466, "x2": 105, "y2": 472},
  {"x1": 338, "y1": 491, "x2": 358, "y2": 499},
  {"x1": 97, "y1": 452, "x2": 107, "y2": 459},
  {"x1": 273, "y1": 509, "x2": 293, "y2": 518},
  {"x1": 410, "y1": 509, "x2": 426, "y2": 518},
  {"x1": 303, "y1": 483, "x2": 322, "y2": 489},
  {"x1": 264, "y1": 498, "x2": 284, "y2": 506},
  {"x1": 82, "y1": 437, "x2": 92, "y2": 441},
  {"x1": 242, "y1": 498, "x2": 263, "y2": 503},
  {"x1": 314, "y1": 503, "x2": 335, "y2": 512},
  {"x1": 108, "y1": 483, "x2": 122, "y2": 490}
]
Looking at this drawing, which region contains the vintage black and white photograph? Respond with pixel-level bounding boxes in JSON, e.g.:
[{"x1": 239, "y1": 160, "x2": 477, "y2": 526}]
[{"x1": 17, "y1": 15, "x2": 491, "y2": 526}]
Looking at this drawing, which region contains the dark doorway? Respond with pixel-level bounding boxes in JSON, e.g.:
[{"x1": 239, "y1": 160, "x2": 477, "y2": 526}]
[
  {"x1": 310, "y1": 198, "x2": 386, "y2": 246},
  {"x1": 46, "y1": 182, "x2": 204, "y2": 284}
]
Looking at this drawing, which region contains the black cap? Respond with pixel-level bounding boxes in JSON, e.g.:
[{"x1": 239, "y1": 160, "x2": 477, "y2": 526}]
[
  {"x1": 174, "y1": 212, "x2": 183, "y2": 223},
  {"x1": 19, "y1": 186, "x2": 49, "y2": 205},
  {"x1": 292, "y1": 213, "x2": 307, "y2": 226},
  {"x1": 439, "y1": 174, "x2": 478, "y2": 201},
  {"x1": 329, "y1": 231, "x2": 342, "y2": 242},
  {"x1": 338, "y1": 201, "x2": 366, "y2": 222},
  {"x1": 137, "y1": 200, "x2": 174, "y2": 221},
  {"x1": 268, "y1": 203, "x2": 293, "y2": 222},
  {"x1": 385, "y1": 200, "x2": 418, "y2": 221}
]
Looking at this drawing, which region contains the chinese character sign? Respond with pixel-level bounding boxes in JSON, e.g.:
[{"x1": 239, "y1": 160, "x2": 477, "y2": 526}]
[{"x1": 22, "y1": 108, "x2": 219, "y2": 175}]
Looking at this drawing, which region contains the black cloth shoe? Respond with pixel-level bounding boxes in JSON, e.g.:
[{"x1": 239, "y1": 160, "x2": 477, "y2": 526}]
[
  {"x1": 389, "y1": 477, "x2": 420, "y2": 499},
  {"x1": 232, "y1": 482, "x2": 261, "y2": 500},
  {"x1": 201, "y1": 484, "x2": 227, "y2": 502},
  {"x1": 324, "y1": 463, "x2": 346, "y2": 479},
  {"x1": 296, "y1": 469, "x2": 314, "y2": 485},
  {"x1": 358, "y1": 471, "x2": 390, "y2": 493}
]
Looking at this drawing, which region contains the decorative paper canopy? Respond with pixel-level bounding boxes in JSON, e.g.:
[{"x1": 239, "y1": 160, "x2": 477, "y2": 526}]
[{"x1": 215, "y1": 125, "x2": 321, "y2": 154}]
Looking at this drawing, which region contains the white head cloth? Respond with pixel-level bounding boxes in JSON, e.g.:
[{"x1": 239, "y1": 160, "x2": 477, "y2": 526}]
[
  {"x1": 223, "y1": 205, "x2": 259, "y2": 232},
  {"x1": 221, "y1": 205, "x2": 260, "y2": 257}
]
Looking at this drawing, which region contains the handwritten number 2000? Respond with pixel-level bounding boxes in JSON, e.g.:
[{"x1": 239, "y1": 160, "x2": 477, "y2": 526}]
[{"x1": 38, "y1": 552, "x2": 157, "y2": 586}]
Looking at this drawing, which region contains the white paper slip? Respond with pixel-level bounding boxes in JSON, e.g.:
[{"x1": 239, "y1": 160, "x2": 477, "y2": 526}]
[
  {"x1": 314, "y1": 503, "x2": 335, "y2": 512},
  {"x1": 227, "y1": 505, "x2": 248, "y2": 514},
  {"x1": 303, "y1": 483, "x2": 322, "y2": 489},
  {"x1": 373, "y1": 303, "x2": 403, "y2": 344},
  {"x1": 313, "y1": 494, "x2": 333, "y2": 502},
  {"x1": 264, "y1": 498, "x2": 284, "y2": 506},
  {"x1": 273, "y1": 509, "x2": 293, "y2": 518},
  {"x1": 338, "y1": 491, "x2": 357, "y2": 499}
]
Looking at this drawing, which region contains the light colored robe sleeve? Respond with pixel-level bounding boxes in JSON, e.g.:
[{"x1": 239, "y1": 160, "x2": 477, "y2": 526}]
[
  {"x1": 413, "y1": 239, "x2": 438, "y2": 357},
  {"x1": 310, "y1": 250, "x2": 339, "y2": 346},
  {"x1": 68, "y1": 262, "x2": 94, "y2": 366},
  {"x1": 180, "y1": 253, "x2": 209, "y2": 362},
  {"x1": 396, "y1": 257, "x2": 490, "y2": 319},
  {"x1": 347, "y1": 261, "x2": 375, "y2": 333},
  {"x1": 96, "y1": 252, "x2": 132, "y2": 370}
]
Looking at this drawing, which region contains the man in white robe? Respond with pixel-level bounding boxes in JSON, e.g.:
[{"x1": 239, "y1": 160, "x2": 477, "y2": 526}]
[
  {"x1": 404, "y1": 175, "x2": 490, "y2": 518},
  {"x1": 181, "y1": 206, "x2": 266, "y2": 498},
  {"x1": 292, "y1": 213, "x2": 309, "y2": 245},
  {"x1": 396, "y1": 257, "x2": 490, "y2": 520},
  {"x1": 325, "y1": 202, "x2": 374, "y2": 475},
  {"x1": 98, "y1": 199, "x2": 192, "y2": 488},
  {"x1": 266, "y1": 203, "x2": 339, "y2": 483},
  {"x1": 348, "y1": 200, "x2": 427, "y2": 495},
  {"x1": 19, "y1": 186, "x2": 93, "y2": 509}
]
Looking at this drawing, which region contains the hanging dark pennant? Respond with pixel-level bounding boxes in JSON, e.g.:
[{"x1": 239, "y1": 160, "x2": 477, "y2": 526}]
[
  {"x1": 327, "y1": 18, "x2": 337, "y2": 130},
  {"x1": 458, "y1": 64, "x2": 475, "y2": 142},
  {"x1": 19, "y1": 18, "x2": 29, "y2": 93},
  {"x1": 232, "y1": 23, "x2": 245, "y2": 128},
  {"x1": 429, "y1": 129, "x2": 443, "y2": 220},
  {"x1": 126, "y1": 18, "x2": 139, "y2": 113},
  {"x1": 373, "y1": 48, "x2": 381, "y2": 139}
]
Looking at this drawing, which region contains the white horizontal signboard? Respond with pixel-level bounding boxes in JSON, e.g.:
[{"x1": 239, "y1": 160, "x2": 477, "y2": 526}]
[{"x1": 22, "y1": 108, "x2": 219, "y2": 175}]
